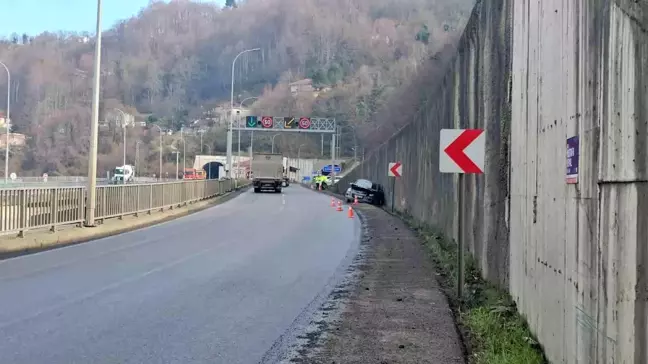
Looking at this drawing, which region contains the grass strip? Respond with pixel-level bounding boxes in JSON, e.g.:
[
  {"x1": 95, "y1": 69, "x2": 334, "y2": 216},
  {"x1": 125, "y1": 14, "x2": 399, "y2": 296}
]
[{"x1": 396, "y1": 211, "x2": 547, "y2": 364}]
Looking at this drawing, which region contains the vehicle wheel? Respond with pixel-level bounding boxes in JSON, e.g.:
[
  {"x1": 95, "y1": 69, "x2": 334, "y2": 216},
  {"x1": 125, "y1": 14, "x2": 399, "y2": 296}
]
[
  {"x1": 276, "y1": 188, "x2": 282, "y2": 193},
  {"x1": 254, "y1": 188, "x2": 260, "y2": 193}
]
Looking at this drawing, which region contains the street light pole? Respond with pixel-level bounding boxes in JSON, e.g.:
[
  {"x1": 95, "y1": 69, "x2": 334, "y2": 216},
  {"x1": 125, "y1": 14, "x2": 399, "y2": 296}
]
[
  {"x1": 113, "y1": 108, "x2": 128, "y2": 184},
  {"x1": 181, "y1": 127, "x2": 186, "y2": 173},
  {"x1": 227, "y1": 47, "x2": 260, "y2": 179},
  {"x1": 0, "y1": 62, "x2": 10, "y2": 184},
  {"x1": 85, "y1": 0, "x2": 103, "y2": 226},
  {"x1": 297, "y1": 143, "x2": 305, "y2": 160},
  {"x1": 172, "y1": 151, "x2": 180, "y2": 180},
  {"x1": 271, "y1": 133, "x2": 279, "y2": 153},
  {"x1": 237, "y1": 97, "x2": 257, "y2": 177},
  {"x1": 135, "y1": 140, "x2": 141, "y2": 178},
  {"x1": 152, "y1": 125, "x2": 163, "y2": 180}
]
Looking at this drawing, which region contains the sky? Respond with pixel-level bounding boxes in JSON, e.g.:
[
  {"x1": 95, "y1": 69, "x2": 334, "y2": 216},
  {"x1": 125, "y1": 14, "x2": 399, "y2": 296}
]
[{"x1": 0, "y1": 0, "x2": 223, "y2": 37}]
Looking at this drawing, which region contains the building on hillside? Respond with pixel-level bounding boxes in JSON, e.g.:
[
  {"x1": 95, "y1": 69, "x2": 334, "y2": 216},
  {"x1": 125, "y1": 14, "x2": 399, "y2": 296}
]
[
  {"x1": 203, "y1": 105, "x2": 252, "y2": 127},
  {"x1": 103, "y1": 109, "x2": 135, "y2": 127},
  {"x1": 289, "y1": 79, "x2": 314, "y2": 95},
  {"x1": 0, "y1": 133, "x2": 27, "y2": 148}
]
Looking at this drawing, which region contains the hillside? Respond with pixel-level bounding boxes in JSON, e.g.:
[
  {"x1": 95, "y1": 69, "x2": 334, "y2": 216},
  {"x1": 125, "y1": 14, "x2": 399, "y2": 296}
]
[{"x1": 0, "y1": 0, "x2": 474, "y2": 176}]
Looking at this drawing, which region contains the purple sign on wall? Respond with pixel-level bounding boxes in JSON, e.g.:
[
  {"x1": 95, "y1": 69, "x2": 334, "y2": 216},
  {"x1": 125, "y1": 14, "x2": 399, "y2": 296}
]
[{"x1": 566, "y1": 136, "x2": 579, "y2": 184}]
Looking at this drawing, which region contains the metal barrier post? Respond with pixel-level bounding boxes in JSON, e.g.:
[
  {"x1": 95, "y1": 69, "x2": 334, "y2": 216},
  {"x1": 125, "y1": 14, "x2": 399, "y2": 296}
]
[
  {"x1": 18, "y1": 189, "x2": 26, "y2": 237},
  {"x1": 135, "y1": 185, "x2": 140, "y2": 216},
  {"x1": 161, "y1": 184, "x2": 165, "y2": 211},
  {"x1": 148, "y1": 184, "x2": 153, "y2": 214},
  {"x1": 50, "y1": 188, "x2": 58, "y2": 232}
]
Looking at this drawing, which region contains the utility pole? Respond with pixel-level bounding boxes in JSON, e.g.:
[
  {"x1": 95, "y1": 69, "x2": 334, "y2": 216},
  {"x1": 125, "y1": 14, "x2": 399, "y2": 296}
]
[
  {"x1": 0, "y1": 61, "x2": 10, "y2": 184},
  {"x1": 152, "y1": 125, "x2": 163, "y2": 180},
  {"x1": 85, "y1": 0, "x2": 103, "y2": 226},
  {"x1": 180, "y1": 127, "x2": 186, "y2": 174},
  {"x1": 227, "y1": 48, "x2": 260, "y2": 178},
  {"x1": 173, "y1": 151, "x2": 180, "y2": 180}
]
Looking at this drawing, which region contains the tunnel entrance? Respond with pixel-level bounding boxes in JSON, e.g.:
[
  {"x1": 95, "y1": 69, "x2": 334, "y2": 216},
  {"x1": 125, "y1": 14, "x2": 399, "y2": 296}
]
[{"x1": 202, "y1": 162, "x2": 223, "y2": 179}]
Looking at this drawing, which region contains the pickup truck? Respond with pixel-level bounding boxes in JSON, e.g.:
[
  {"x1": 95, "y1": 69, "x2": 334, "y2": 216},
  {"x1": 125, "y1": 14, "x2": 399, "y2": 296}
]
[{"x1": 252, "y1": 153, "x2": 284, "y2": 193}]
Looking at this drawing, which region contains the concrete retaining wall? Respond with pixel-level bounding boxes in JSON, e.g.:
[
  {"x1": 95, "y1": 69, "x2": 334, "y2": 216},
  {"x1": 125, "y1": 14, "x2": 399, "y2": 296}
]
[
  {"x1": 338, "y1": 0, "x2": 512, "y2": 286},
  {"x1": 337, "y1": 0, "x2": 648, "y2": 362}
]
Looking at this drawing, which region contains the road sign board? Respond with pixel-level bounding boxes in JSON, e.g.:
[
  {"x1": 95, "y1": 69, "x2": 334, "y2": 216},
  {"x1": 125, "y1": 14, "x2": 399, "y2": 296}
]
[
  {"x1": 233, "y1": 116, "x2": 335, "y2": 132},
  {"x1": 261, "y1": 116, "x2": 273, "y2": 128},
  {"x1": 439, "y1": 129, "x2": 485, "y2": 173},
  {"x1": 388, "y1": 162, "x2": 402, "y2": 177},
  {"x1": 299, "y1": 117, "x2": 311, "y2": 129},
  {"x1": 246, "y1": 116, "x2": 257, "y2": 128},
  {"x1": 566, "y1": 136, "x2": 579, "y2": 183},
  {"x1": 321, "y1": 164, "x2": 341, "y2": 173}
]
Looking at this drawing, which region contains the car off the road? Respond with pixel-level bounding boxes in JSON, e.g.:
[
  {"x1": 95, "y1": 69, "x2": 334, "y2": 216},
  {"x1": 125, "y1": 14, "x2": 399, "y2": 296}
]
[{"x1": 345, "y1": 178, "x2": 385, "y2": 206}]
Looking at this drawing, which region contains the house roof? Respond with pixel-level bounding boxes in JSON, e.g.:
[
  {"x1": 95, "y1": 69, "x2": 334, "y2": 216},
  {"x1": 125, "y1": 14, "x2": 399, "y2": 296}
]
[{"x1": 289, "y1": 79, "x2": 312, "y2": 86}]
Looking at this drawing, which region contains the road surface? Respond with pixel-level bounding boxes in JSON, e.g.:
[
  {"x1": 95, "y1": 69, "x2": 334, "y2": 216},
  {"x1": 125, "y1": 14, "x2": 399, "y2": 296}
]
[{"x1": 0, "y1": 186, "x2": 360, "y2": 364}]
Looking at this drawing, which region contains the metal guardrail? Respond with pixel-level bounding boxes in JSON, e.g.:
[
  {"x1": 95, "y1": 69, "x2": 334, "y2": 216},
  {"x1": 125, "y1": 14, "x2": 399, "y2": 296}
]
[{"x1": 0, "y1": 179, "x2": 239, "y2": 237}]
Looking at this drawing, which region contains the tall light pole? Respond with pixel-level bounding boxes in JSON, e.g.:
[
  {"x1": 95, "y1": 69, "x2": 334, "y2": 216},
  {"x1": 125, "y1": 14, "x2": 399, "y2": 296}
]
[
  {"x1": 180, "y1": 127, "x2": 186, "y2": 174},
  {"x1": 85, "y1": 0, "x2": 103, "y2": 226},
  {"x1": 227, "y1": 47, "x2": 260, "y2": 178},
  {"x1": 271, "y1": 133, "x2": 280, "y2": 153},
  {"x1": 151, "y1": 124, "x2": 163, "y2": 180},
  {"x1": 198, "y1": 129, "x2": 205, "y2": 153},
  {"x1": 297, "y1": 143, "x2": 306, "y2": 160},
  {"x1": 237, "y1": 97, "x2": 257, "y2": 174},
  {"x1": 113, "y1": 108, "x2": 127, "y2": 183},
  {"x1": 0, "y1": 62, "x2": 9, "y2": 184},
  {"x1": 135, "y1": 140, "x2": 141, "y2": 178},
  {"x1": 172, "y1": 151, "x2": 180, "y2": 180}
]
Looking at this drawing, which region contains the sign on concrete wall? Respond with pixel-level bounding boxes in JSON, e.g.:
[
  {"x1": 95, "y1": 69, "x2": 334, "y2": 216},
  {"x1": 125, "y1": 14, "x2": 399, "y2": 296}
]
[
  {"x1": 566, "y1": 136, "x2": 579, "y2": 184},
  {"x1": 388, "y1": 162, "x2": 402, "y2": 177},
  {"x1": 439, "y1": 129, "x2": 485, "y2": 173}
]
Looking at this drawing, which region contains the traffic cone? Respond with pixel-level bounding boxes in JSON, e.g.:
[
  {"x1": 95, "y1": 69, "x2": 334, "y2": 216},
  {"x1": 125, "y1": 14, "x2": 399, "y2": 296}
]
[
  {"x1": 331, "y1": 197, "x2": 336, "y2": 207},
  {"x1": 318, "y1": 184, "x2": 322, "y2": 191},
  {"x1": 353, "y1": 195, "x2": 358, "y2": 205},
  {"x1": 348, "y1": 206, "x2": 354, "y2": 218},
  {"x1": 336, "y1": 200, "x2": 343, "y2": 211}
]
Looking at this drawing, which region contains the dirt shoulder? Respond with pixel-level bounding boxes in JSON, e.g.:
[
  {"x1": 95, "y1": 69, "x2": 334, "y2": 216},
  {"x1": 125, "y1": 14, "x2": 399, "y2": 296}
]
[
  {"x1": 292, "y1": 202, "x2": 465, "y2": 363},
  {"x1": 0, "y1": 185, "x2": 250, "y2": 260}
]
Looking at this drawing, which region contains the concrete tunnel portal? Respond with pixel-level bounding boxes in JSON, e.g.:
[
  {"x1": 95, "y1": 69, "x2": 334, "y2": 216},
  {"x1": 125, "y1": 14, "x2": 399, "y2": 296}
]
[{"x1": 202, "y1": 162, "x2": 223, "y2": 179}]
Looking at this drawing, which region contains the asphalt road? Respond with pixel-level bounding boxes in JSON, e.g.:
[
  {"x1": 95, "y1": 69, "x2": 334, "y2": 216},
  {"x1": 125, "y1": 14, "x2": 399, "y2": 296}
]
[{"x1": 0, "y1": 186, "x2": 361, "y2": 364}]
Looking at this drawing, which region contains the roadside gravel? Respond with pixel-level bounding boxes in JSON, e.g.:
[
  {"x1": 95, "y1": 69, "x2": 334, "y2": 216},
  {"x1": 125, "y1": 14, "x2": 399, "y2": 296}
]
[{"x1": 285, "y1": 201, "x2": 465, "y2": 363}]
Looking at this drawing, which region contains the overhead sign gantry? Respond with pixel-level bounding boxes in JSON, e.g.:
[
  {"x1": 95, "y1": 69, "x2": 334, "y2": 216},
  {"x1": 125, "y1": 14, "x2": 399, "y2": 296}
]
[{"x1": 232, "y1": 116, "x2": 337, "y2": 133}]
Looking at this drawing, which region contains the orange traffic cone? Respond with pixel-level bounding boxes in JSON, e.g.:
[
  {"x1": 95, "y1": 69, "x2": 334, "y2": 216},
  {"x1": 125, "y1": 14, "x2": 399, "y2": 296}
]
[
  {"x1": 353, "y1": 195, "x2": 358, "y2": 205},
  {"x1": 348, "y1": 206, "x2": 354, "y2": 218},
  {"x1": 336, "y1": 200, "x2": 343, "y2": 211},
  {"x1": 331, "y1": 197, "x2": 336, "y2": 207}
]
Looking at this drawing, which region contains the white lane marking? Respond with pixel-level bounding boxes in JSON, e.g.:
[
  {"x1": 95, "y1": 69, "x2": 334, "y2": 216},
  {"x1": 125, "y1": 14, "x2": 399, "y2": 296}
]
[
  {"x1": 280, "y1": 193, "x2": 285, "y2": 212},
  {"x1": 0, "y1": 245, "x2": 216, "y2": 331}
]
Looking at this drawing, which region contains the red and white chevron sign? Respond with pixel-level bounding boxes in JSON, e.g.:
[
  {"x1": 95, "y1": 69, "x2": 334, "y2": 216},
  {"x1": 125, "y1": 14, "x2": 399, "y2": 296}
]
[{"x1": 439, "y1": 129, "x2": 485, "y2": 174}]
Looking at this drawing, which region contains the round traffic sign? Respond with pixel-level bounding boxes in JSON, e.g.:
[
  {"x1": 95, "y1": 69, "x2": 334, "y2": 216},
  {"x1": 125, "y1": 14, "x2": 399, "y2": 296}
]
[
  {"x1": 261, "y1": 116, "x2": 273, "y2": 128},
  {"x1": 298, "y1": 117, "x2": 311, "y2": 129}
]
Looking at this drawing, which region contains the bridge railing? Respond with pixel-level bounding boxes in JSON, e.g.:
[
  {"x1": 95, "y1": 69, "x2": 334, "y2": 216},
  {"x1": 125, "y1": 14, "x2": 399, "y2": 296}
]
[{"x1": 0, "y1": 179, "x2": 236, "y2": 237}]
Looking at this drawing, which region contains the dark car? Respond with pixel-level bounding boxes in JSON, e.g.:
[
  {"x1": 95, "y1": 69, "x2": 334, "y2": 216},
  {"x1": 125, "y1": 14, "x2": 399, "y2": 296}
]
[{"x1": 344, "y1": 179, "x2": 385, "y2": 206}]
